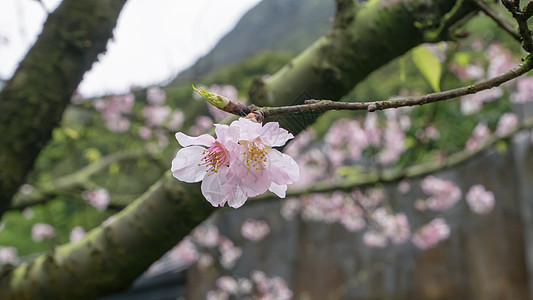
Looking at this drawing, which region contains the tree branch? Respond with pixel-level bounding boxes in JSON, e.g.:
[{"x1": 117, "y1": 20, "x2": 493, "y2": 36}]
[
  {"x1": 472, "y1": 0, "x2": 521, "y2": 41},
  {"x1": 258, "y1": 54, "x2": 533, "y2": 117}
]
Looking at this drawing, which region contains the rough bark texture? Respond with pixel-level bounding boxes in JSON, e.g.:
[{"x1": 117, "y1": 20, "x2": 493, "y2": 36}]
[
  {"x1": 249, "y1": 0, "x2": 475, "y2": 134},
  {"x1": 0, "y1": 0, "x2": 127, "y2": 217},
  {"x1": 0, "y1": 0, "x2": 479, "y2": 298}
]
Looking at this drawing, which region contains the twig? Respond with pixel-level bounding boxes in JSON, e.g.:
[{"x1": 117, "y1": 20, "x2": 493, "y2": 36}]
[
  {"x1": 472, "y1": 0, "x2": 521, "y2": 41},
  {"x1": 502, "y1": 0, "x2": 533, "y2": 52},
  {"x1": 259, "y1": 54, "x2": 533, "y2": 117}
]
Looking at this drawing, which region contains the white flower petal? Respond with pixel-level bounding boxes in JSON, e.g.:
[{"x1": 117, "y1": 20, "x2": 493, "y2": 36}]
[
  {"x1": 230, "y1": 118, "x2": 261, "y2": 140},
  {"x1": 201, "y1": 170, "x2": 230, "y2": 207},
  {"x1": 268, "y1": 149, "x2": 300, "y2": 184},
  {"x1": 171, "y1": 146, "x2": 208, "y2": 182},
  {"x1": 268, "y1": 182, "x2": 287, "y2": 198},
  {"x1": 175, "y1": 132, "x2": 214, "y2": 147},
  {"x1": 260, "y1": 122, "x2": 293, "y2": 147}
]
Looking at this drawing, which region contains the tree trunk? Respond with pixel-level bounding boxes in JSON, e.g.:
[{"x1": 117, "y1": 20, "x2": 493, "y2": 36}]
[{"x1": 0, "y1": 0, "x2": 127, "y2": 217}]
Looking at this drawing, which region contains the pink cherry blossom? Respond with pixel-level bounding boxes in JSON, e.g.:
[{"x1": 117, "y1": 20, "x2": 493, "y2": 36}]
[
  {"x1": 146, "y1": 87, "x2": 166, "y2": 105},
  {"x1": 0, "y1": 247, "x2": 19, "y2": 265},
  {"x1": 81, "y1": 188, "x2": 110, "y2": 211},
  {"x1": 193, "y1": 225, "x2": 220, "y2": 248},
  {"x1": 495, "y1": 112, "x2": 519, "y2": 137},
  {"x1": 412, "y1": 217, "x2": 450, "y2": 249},
  {"x1": 466, "y1": 184, "x2": 495, "y2": 214},
  {"x1": 31, "y1": 223, "x2": 56, "y2": 242},
  {"x1": 226, "y1": 118, "x2": 299, "y2": 200},
  {"x1": 511, "y1": 76, "x2": 533, "y2": 103},
  {"x1": 241, "y1": 218, "x2": 270, "y2": 242},
  {"x1": 171, "y1": 124, "x2": 246, "y2": 208},
  {"x1": 466, "y1": 123, "x2": 490, "y2": 151},
  {"x1": 421, "y1": 176, "x2": 462, "y2": 211},
  {"x1": 69, "y1": 226, "x2": 87, "y2": 243}
]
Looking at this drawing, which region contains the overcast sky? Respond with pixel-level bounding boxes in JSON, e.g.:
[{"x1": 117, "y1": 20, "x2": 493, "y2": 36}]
[{"x1": 0, "y1": 0, "x2": 261, "y2": 96}]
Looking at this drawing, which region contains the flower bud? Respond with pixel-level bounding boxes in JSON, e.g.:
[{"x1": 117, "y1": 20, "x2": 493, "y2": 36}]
[{"x1": 192, "y1": 85, "x2": 230, "y2": 110}]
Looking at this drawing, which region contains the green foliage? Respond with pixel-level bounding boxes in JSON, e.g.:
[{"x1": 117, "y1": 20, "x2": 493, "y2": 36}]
[{"x1": 411, "y1": 44, "x2": 442, "y2": 92}]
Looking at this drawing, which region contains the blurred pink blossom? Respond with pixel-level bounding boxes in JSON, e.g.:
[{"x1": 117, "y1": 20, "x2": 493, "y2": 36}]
[
  {"x1": 146, "y1": 87, "x2": 166, "y2": 105},
  {"x1": 363, "y1": 231, "x2": 388, "y2": 248},
  {"x1": 69, "y1": 226, "x2": 86, "y2": 243},
  {"x1": 466, "y1": 185, "x2": 495, "y2": 214},
  {"x1": 241, "y1": 219, "x2": 270, "y2": 242},
  {"x1": 81, "y1": 188, "x2": 110, "y2": 211},
  {"x1": 495, "y1": 112, "x2": 519, "y2": 137},
  {"x1": 218, "y1": 237, "x2": 242, "y2": 270},
  {"x1": 466, "y1": 123, "x2": 490, "y2": 151},
  {"x1": 142, "y1": 105, "x2": 171, "y2": 127},
  {"x1": 138, "y1": 126, "x2": 152, "y2": 140},
  {"x1": 251, "y1": 270, "x2": 293, "y2": 300},
  {"x1": 412, "y1": 218, "x2": 450, "y2": 249},
  {"x1": 511, "y1": 76, "x2": 533, "y2": 103},
  {"x1": 189, "y1": 116, "x2": 214, "y2": 136},
  {"x1": 193, "y1": 225, "x2": 220, "y2": 248},
  {"x1": 460, "y1": 88, "x2": 503, "y2": 115},
  {"x1": 0, "y1": 246, "x2": 19, "y2": 265},
  {"x1": 421, "y1": 176, "x2": 462, "y2": 211},
  {"x1": 31, "y1": 223, "x2": 56, "y2": 242}
]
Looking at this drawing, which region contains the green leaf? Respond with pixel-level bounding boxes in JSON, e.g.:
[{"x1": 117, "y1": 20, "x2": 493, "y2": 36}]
[
  {"x1": 84, "y1": 148, "x2": 101, "y2": 163},
  {"x1": 411, "y1": 45, "x2": 442, "y2": 92}
]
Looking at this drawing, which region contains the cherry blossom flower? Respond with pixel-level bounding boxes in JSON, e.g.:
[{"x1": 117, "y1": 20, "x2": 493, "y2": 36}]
[
  {"x1": 0, "y1": 246, "x2": 19, "y2": 265},
  {"x1": 81, "y1": 188, "x2": 110, "y2": 211},
  {"x1": 171, "y1": 124, "x2": 245, "y2": 208},
  {"x1": 225, "y1": 118, "x2": 300, "y2": 199},
  {"x1": 421, "y1": 176, "x2": 462, "y2": 211},
  {"x1": 172, "y1": 118, "x2": 299, "y2": 208},
  {"x1": 146, "y1": 86, "x2": 166, "y2": 105},
  {"x1": 412, "y1": 217, "x2": 450, "y2": 249},
  {"x1": 69, "y1": 226, "x2": 87, "y2": 243},
  {"x1": 31, "y1": 223, "x2": 56, "y2": 242},
  {"x1": 218, "y1": 236, "x2": 242, "y2": 270},
  {"x1": 241, "y1": 218, "x2": 270, "y2": 242},
  {"x1": 466, "y1": 123, "x2": 490, "y2": 151},
  {"x1": 495, "y1": 112, "x2": 519, "y2": 137},
  {"x1": 193, "y1": 225, "x2": 220, "y2": 248},
  {"x1": 511, "y1": 76, "x2": 533, "y2": 103},
  {"x1": 466, "y1": 184, "x2": 495, "y2": 214}
]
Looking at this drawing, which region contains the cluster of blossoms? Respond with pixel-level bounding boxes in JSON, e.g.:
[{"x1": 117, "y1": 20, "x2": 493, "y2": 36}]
[
  {"x1": 171, "y1": 117, "x2": 300, "y2": 208},
  {"x1": 81, "y1": 188, "x2": 110, "y2": 211},
  {"x1": 240, "y1": 218, "x2": 270, "y2": 242},
  {"x1": 139, "y1": 87, "x2": 185, "y2": 152},
  {"x1": 419, "y1": 176, "x2": 462, "y2": 212},
  {"x1": 93, "y1": 93, "x2": 134, "y2": 133},
  {"x1": 363, "y1": 208, "x2": 411, "y2": 248},
  {"x1": 465, "y1": 185, "x2": 495, "y2": 215},
  {"x1": 411, "y1": 218, "x2": 451, "y2": 250},
  {"x1": 0, "y1": 246, "x2": 19, "y2": 265},
  {"x1": 31, "y1": 223, "x2": 56, "y2": 243},
  {"x1": 207, "y1": 271, "x2": 292, "y2": 300}
]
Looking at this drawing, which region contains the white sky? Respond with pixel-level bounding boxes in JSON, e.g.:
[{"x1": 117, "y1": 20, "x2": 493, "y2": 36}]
[{"x1": 0, "y1": 0, "x2": 261, "y2": 96}]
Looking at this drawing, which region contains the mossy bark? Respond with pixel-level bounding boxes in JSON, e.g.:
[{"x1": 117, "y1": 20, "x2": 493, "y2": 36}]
[
  {"x1": 0, "y1": 0, "x2": 127, "y2": 217},
  {"x1": 249, "y1": 0, "x2": 475, "y2": 133}
]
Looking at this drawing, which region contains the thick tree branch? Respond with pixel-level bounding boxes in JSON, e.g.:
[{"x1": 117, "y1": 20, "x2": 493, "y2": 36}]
[
  {"x1": 9, "y1": 151, "x2": 154, "y2": 211},
  {"x1": 0, "y1": 0, "x2": 127, "y2": 217}
]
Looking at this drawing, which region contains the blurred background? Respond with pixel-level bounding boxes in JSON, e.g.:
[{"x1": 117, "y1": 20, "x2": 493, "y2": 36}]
[{"x1": 1, "y1": 0, "x2": 533, "y2": 299}]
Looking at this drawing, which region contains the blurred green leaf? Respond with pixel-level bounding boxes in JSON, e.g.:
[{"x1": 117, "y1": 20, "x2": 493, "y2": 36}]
[{"x1": 411, "y1": 45, "x2": 442, "y2": 92}]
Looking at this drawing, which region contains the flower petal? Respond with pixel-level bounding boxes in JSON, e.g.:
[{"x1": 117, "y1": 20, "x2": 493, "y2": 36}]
[
  {"x1": 260, "y1": 122, "x2": 293, "y2": 147},
  {"x1": 175, "y1": 132, "x2": 214, "y2": 147},
  {"x1": 227, "y1": 164, "x2": 271, "y2": 197},
  {"x1": 230, "y1": 118, "x2": 262, "y2": 140},
  {"x1": 269, "y1": 182, "x2": 287, "y2": 198},
  {"x1": 268, "y1": 149, "x2": 300, "y2": 185},
  {"x1": 171, "y1": 146, "x2": 208, "y2": 182},
  {"x1": 201, "y1": 171, "x2": 229, "y2": 207}
]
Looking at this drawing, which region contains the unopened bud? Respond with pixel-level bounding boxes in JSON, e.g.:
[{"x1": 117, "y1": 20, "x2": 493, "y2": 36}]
[{"x1": 192, "y1": 85, "x2": 230, "y2": 110}]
